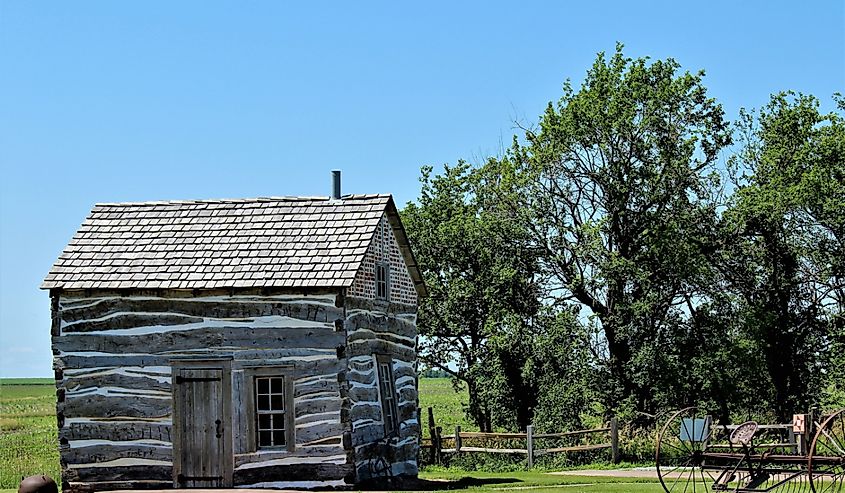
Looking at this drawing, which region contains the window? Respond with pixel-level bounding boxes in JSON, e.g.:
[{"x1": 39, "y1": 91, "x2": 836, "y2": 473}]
[
  {"x1": 376, "y1": 355, "x2": 399, "y2": 436},
  {"x1": 244, "y1": 367, "x2": 294, "y2": 452},
  {"x1": 376, "y1": 262, "x2": 389, "y2": 300},
  {"x1": 255, "y1": 376, "x2": 286, "y2": 448}
]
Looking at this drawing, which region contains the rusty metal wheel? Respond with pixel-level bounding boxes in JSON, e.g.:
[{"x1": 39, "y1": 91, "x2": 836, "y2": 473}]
[
  {"x1": 656, "y1": 407, "x2": 717, "y2": 493},
  {"x1": 809, "y1": 408, "x2": 845, "y2": 493}
]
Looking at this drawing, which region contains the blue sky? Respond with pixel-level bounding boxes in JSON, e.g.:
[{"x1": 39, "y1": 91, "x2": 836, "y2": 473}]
[{"x1": 0, "y1": 1, "x2": 843, "y2": 377}]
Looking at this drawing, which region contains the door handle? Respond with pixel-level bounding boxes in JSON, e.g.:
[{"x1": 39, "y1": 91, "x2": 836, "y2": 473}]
[{"x1": 215, "y1": 419, "x2": 223, "y2": 438}]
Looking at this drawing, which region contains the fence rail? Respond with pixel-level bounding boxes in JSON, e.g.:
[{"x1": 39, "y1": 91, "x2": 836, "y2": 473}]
[{"x1": 421, "y1": 406, "x2": 619, "y2": 468}]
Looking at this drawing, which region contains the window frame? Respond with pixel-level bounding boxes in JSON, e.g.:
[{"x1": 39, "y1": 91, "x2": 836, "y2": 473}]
[
  {"x1": 244, "y1": 366, "x2": 295, "y2": 452},
  {"x1": 375, "y1": 354, "x2": 399, "y2": 437}
]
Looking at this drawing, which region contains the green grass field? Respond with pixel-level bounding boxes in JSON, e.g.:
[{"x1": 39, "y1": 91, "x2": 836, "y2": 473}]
[
  {"x1": 1, "y1": 379, "x2": 54, "y2": 386},
  {"x1": 0, "y1": 379, "x2": 59, "y2": 490},
  {"x1": 418, "y1": 377, "x2": 474, "y2": 438},
  {"x1": 0, "y1": 377, "x2": 662, "y2": 493}
]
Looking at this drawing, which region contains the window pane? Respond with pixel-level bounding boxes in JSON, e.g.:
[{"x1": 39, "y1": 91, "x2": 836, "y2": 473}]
[
  {"x1": 258, "y1": 413, "x2": 271, "y2": 430},
  {"x1": 273, "y1": 430, "x2": 285, "y2": 446},
  {"x1": 258, "y1": 394, "x2": 270, "y2": 411},
  {"x1": 271, "y1": 394, "x2": 284, "y2": 411},
  {"x1": 385, "y1": 406, "x2": 395, "y2": 433},
  {"x1": 259, "y1": 431, "x2": 272, "y2": 447},
  {"x1": 272, "y1": 413, "x2": 285, "y2": 430},
  {"x1": 270, "y1": 377, "x2": 284, "y2": 394},
  {"x1": 379, "y1": 364, "x2": 391, "y2": 392},
  {"x1": 257, "y1": 378, "x2": 269, "y2": 394}
]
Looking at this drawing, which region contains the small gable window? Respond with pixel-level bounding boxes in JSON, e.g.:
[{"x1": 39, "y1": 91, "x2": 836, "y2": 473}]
[
  {"x1": 376, "y1": 262, "x2": 389, "y2": 300},
  {"x1": 376, "y1": 262, "x2": 390, "y2": 300}
]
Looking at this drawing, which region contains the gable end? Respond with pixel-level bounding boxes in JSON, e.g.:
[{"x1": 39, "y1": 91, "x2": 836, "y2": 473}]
[{"x1": 348, "y1": 213, "x2": 418, "y2": 305}]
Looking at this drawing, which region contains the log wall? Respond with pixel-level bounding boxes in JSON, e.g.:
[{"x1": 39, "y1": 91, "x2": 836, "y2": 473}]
[
  {"x1": 344, "y1": 296, "x2": 420, "y2": 481},
  {"x1": 52, "y1": 290, "x2": 353, "y2": 492}
]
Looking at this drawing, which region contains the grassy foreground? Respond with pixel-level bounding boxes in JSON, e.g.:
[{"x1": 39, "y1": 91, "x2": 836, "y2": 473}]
[{"x1": 419, "y1": 469, "x2": 664, "y2": 492}]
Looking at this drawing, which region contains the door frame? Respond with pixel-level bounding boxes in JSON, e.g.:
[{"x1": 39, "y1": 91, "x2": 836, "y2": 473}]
[{"x1": 171, "y1": 356, "x2": 234, "y2": 488}]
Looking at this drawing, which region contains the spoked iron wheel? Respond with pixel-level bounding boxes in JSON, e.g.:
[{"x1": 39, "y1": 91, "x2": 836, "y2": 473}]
[
  {"x1": 656, "y1": 407, "x2": 717, "y2": 493},
  {"x1": 809, "y1": 408, "x2": 845, "y2": 493}
]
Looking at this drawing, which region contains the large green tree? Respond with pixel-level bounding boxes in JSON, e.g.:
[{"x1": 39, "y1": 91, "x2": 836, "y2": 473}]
[
  {"x1": 484, "y1": 44, "x2": 732, "y2": 414},
  {"x1": 724, "y1": 92, "x2": 845, "y2": 419},
  {"x1": 406, "y1": 48, "x2": 845, "y2": 431},
  {"x1": 402, "y1": 162, "x2": 542, "y2": 431}
]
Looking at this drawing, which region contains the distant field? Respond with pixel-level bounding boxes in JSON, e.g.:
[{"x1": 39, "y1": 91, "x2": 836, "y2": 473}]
[
  {"x1": 1, "y1": 378, "x2": 53, "y2": 386},
  {"x1": 418, "y1": 377, "x2": 474, "y2": 438},
  {"x1": 0, "y1": 380, "x2": 58, "y2": 489}
]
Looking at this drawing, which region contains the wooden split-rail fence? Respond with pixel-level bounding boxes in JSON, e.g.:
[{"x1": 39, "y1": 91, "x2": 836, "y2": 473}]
[{"x1": 419, "y1": 407, "x2": 620, "y2": 468}]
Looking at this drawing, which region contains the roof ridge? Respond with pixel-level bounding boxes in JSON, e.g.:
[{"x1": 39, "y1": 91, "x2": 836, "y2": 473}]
[{"x1": 94, "y1": 194, "x2": 391, "y2": 207}]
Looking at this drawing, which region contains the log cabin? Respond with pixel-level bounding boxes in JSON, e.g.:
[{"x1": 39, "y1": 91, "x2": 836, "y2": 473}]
[{"x1": 41, "y1": 183, "x2": 426, "y2": 492}]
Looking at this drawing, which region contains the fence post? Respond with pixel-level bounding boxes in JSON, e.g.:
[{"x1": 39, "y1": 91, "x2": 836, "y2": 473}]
[
  {"x1": 526, "y1": 424, "x2": 534, "y2": 469},
  {"x1": 427, "y1": 407, "x2": 437, "y2": 464},
  {"x1": 610, "y1": 416, "x2": 620, "y2": 464},
  {"x1": 435, "y1": 426, "x2": 443, "y2": 464},
  {"x1": 788, "y1": 425, "x2": 797, "y2": 454},
  {"x1": 455, "y1": 426, "x2": 462, "y2": 455},
  {"x1": 802, "y1": 416, "x2": 811, "y2": 456},
  {"x1": 417, "y1": 407, "x2": 423, "y2": 464}
]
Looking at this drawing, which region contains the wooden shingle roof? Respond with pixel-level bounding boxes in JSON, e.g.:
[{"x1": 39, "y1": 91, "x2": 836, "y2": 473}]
[{"x1": 42, "y1": 194, "x2": 425, "y2": 294}]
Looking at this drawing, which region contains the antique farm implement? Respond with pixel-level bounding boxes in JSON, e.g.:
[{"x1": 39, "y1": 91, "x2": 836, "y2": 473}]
[{"x1": 656, "y1": 407, "x2": 845, "y2": 492}]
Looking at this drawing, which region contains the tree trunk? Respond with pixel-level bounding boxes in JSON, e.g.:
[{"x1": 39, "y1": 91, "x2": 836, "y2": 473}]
[
  {"x1": 761, "y1": 227, "x2": 802, "y2": 423},
  {"x1": 603, "y1": 316, "x2": 636, "y2": 408},
  {"x1": 466, "y1": 379, "x2": 492, "y2": 432}
]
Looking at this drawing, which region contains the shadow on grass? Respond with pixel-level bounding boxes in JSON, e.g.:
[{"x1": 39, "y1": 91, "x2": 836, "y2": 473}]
[{"x1": 357, "y1": 476, "x2": 522, "y2": 491}]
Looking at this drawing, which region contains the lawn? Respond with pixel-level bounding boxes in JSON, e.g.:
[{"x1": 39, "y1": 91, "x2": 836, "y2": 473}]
[
  {"x1": 417, "y1": 469, "x2": 664, "y2": 492},
  {"x1": 415, "y1": 379, "x2": 667, "y2": 491}
]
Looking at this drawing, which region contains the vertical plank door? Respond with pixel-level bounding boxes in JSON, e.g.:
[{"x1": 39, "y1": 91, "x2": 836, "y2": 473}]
[{"x1": 175, "y1": 368, "x2": 226, "y2": 488}]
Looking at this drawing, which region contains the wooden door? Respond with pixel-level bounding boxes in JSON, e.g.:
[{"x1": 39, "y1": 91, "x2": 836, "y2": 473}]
[{"x1": 173, "y1": 366, "x2": 232, "y2": 487}]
